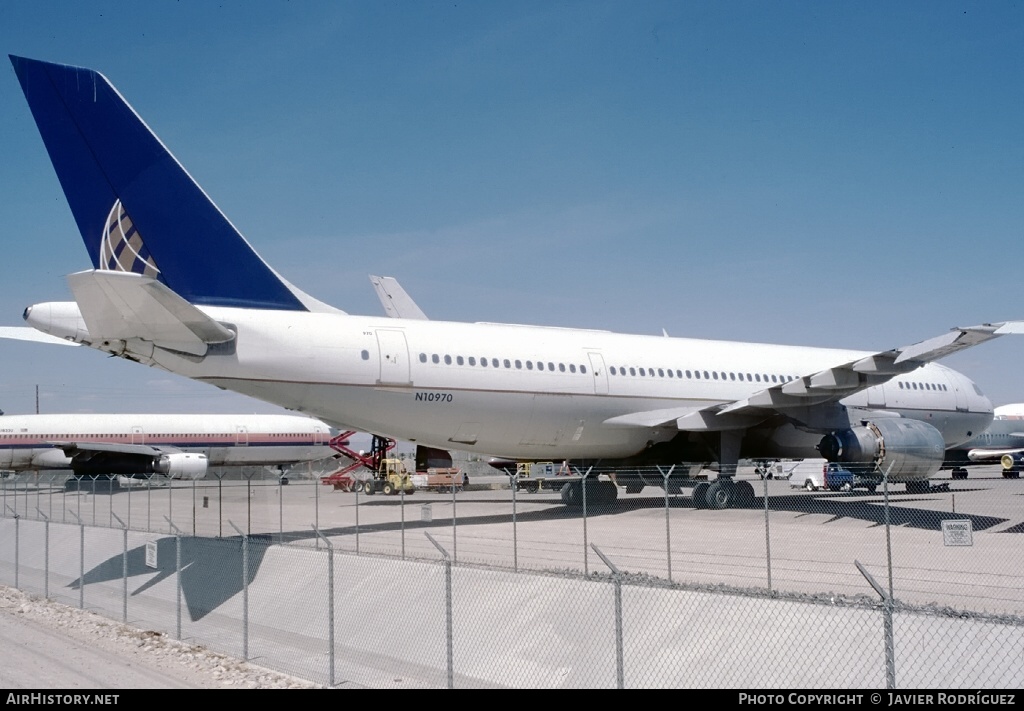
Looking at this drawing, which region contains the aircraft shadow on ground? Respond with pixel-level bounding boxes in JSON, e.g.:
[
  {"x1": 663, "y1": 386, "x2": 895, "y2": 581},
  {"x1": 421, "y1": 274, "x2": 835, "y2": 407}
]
[{"x1": 70, "y1": 535, "x2": 271, "y2": 622}]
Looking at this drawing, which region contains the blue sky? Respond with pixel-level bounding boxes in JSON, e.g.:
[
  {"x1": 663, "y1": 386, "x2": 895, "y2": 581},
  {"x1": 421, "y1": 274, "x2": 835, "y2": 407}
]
[{"x1": 1, "y1": 1, "x2": 1023, "y2": 420}]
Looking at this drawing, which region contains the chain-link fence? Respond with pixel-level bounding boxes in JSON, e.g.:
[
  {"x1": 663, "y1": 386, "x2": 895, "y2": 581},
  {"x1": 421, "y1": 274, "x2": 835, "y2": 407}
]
[{"x1": 1, "y1": 464, "x2": 1022, "y2": 688}]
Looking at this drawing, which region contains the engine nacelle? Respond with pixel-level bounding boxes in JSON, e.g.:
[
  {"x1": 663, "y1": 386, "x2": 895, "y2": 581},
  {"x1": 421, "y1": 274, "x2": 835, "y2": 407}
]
[
  {"x1": 1001, "y1": 453, "x2": 1024, "y2": 472},
  {"x1": 154, "y1": 452, "x2": 208, "y2": 480},
  {"x1": 817, "y1": 418, "x2": 945, "y2": 482}
]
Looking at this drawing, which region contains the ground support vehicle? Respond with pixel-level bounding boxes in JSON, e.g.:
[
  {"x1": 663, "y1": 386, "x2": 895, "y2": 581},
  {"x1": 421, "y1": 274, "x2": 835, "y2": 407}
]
[
  {"x1": 793, "y1": 462, "x2": 884, "y2": 492},
  {"x1": 359, "y1": 457, "x2": 416, "y2": 496},
  {"x1": 512, "y1": 461, "x2": 576, "y2": 493},
  {"x1": 320, "y1": 433, "x2": 414, "y2": 494},
  {"x1": 412, "y1": 467, "x2": 467, "y2": 492},
  {"x1": 510, "y1": 461, "x2": 623, "y2": 505}
]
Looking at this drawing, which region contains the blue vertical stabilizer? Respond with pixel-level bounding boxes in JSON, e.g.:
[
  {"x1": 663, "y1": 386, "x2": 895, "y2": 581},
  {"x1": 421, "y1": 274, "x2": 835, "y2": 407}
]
[{"x1": 10, "y1": 55, "x2": 308, "y2": 311}]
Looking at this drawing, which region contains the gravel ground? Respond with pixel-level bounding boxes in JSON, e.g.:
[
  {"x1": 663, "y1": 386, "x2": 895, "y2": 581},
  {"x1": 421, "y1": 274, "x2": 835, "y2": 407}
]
[{"x1": 0, "y1": 585, "x2": 323, "y2": 689}]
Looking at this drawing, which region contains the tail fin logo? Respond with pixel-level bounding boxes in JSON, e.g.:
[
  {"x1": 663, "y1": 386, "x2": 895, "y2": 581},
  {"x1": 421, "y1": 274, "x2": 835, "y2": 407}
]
[{"x1": 99, "y1": 200, "x2": 162, "y2": 278}]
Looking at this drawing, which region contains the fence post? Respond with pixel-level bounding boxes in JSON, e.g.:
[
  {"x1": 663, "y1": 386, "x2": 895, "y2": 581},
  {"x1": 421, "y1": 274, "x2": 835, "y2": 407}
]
[
  {"x1": 657, "y1": 465, "x2": 675, "y2": 582},
  {"x1": 354, "y1": 484, "x2": 360, "y2": 556},
  {"x1": 36, "y1": 509, "x2": 49, "y2": 599},
  {"x1": 425, "y1": 532, "x2": 454, "y2": 689},
  {"x1": 278, "y1": 473, "x2": 285, "y2": 544},
  {"x1": 69, "y1": 511, "x2": 84, "y2": 609},
  {"x1": 451, "y1": 476, "x2": 457, "y2": 564},
  {"x1": 112, "y1": 512, "x2": 128, "y2": 623},
  {"x1": 856, "y1": 559, "x2": 896, "y2": 689},
  {"x1": 230, "y1": 520, "x2": 249, "y2": 660},
  {"x1": 400, "y1": 487, "x2": 406, "y2": 559},
  {"x1": 512, "y1": 470, "x2": 518, "y2": 573},
  {"x1": 763, "y1": 472, "x2": 772, "y2": 592},
  {"x1": 881, "y1": 462, "x2": 895, "y2": 609},
  {"x1": 166, "y1": 518, "x2": 183, "y2": 640},
  {"x1": 579, "y1": 467, "x2": 594, "y2": 576},
  {"x1": 5, "y1": 506, "x2": 18, "y2": 590},
  {"x1": 591, "y1": 544, "x2": 625, "y2": 689},
  {"x1": 145, "y1": 474, "x2": 153, "y2": 532},
  {"x1": 312, "y1": 525, "x2": 335, "y2": 687}
]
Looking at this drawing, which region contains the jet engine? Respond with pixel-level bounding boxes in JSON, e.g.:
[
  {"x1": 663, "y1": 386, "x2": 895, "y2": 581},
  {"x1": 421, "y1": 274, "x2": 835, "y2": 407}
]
[
  {"x1": 817, "y1": 418, "x2": 945, "y2": 482},
  {"x1": 154, "y1": 452, "x2": 208, "y2": 480},
  {"x1": 70, "y1": 451, "x2": 208, "y2": 479}
]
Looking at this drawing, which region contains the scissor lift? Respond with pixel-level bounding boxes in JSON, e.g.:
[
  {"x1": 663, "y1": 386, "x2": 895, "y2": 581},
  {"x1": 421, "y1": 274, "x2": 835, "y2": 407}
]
[{"x1": 320, "y1": 433, "x2": 395, "y2": 491}]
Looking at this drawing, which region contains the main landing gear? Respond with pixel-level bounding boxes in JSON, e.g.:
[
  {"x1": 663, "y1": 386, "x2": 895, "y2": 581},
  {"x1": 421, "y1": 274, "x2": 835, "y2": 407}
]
[
  {"x1": 691, "y1": 479, "x2": 755, "y2": 510},
  {"x1": 558, "y1": 479, "x2": 619, "y2": 506}
]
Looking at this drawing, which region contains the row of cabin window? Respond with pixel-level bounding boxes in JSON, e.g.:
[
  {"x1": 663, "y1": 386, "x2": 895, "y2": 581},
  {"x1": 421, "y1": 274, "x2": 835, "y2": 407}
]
[
  {"x1": 896, "y1": 381, "x2": 948, "y2": 392},
  {"x1": 0, "y1": 434, "x2": 303, "y2": 439},
  {"x1": 418, "y1": 353, "x2": 589, "y2": 374},
  {"x1": 609, "y1": 366, "x2": 796, "y2": 384}
]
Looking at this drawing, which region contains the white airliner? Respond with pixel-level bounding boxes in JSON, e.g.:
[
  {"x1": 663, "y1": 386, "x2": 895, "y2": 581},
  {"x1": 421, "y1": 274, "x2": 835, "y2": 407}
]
[
  {"x1": 8, "y1": 55, "x2": 1024, "y2": 508},
  {"x1": 0, "y1": 412, "x2": 340, "y2": 479},
  {"x1": 944, "y1": 404, "x2": 1024, "y2": 480}
]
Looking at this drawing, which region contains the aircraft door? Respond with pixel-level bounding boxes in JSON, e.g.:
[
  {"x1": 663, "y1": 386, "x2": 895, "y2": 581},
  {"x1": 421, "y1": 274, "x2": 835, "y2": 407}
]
[
  {"x1": 131, "y1": 425, "x2": 144, "y2": 444},
  {"x1": 376, "y1": 330, "x2": 411, "y2": 386},
  {"x1": 588, "y1": 352, "x2": 608, "y2": 395},
  {"x1": 235, "y1": 425, "x2": 248, "y2": 446}
]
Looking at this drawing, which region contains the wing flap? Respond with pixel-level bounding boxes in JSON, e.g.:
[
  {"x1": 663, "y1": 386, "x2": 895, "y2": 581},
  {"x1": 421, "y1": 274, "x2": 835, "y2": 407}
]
[
  {"x1": 603, "y1": 406, "x2": 702, "y2": 428},
  {"x1": 67, "y1": 270, "x2": 234, "y2": 356}
]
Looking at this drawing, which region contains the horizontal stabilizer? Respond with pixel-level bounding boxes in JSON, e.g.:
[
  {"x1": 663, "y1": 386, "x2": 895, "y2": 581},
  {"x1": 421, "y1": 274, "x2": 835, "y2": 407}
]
[
  {"x1": 67, "y1": 270, "x2": 234, "y2": 356},
  {"x1": 0, "y1": 327, "x2": 80, "y2": 347}
]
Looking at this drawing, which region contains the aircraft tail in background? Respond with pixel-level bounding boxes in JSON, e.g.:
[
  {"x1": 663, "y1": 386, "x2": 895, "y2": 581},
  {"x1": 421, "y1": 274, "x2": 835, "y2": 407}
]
[{"x1": 8, "y1": 55, "x2": 339, "y2": 314}]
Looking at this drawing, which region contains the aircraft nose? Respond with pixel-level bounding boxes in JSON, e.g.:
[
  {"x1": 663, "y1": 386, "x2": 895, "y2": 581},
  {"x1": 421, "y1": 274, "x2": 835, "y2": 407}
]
[
  {"x1": 22, "y1": 305, "x2": 30, "y2": 321},
  {"x1": 980, "y1": 392, "x2": 994, "y2": 414}
]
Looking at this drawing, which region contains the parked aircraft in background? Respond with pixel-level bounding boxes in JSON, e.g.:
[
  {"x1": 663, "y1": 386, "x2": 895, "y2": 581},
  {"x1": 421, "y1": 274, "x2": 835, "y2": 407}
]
[
  {"x1": 0, "y1": 412, "x2": 340, "y2": 479},
  {"x1": 943, "y1": 404, "x2": 1024, "y2": 479},
  {"x1": 8, "y1": 55, "x2": 1024, "y2": 508}
]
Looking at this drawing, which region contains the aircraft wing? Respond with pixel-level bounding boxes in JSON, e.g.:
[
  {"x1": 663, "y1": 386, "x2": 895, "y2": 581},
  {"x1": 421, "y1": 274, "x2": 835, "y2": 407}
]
[
  {"x1": 603, "y1": 321, "x2": 1024, "y2": 432},
  {"x1": 53, "y1": 441, "x2": 179, "y2": 458},
  {"x1": 67, "y1": 270, "x2": 235, "y2": 356},
  {"x1": 0, "y1": 326, "x2": 80, "y2": 346},
  {"x1": 369, "y1": 275, "x2": 429, "y2": 320}
]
